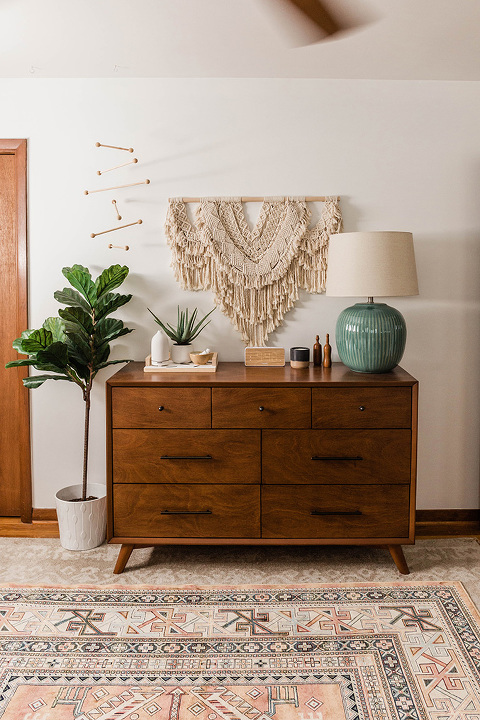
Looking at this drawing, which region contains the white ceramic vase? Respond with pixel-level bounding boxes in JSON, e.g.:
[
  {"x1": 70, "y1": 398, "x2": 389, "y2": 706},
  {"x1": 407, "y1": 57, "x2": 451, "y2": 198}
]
[
  {"x1": 151, "y1": 330, "x2": 170, "y2": 363},
  {"x1": 55, "y1": 482, "x2": 107, "y2": 551},
  {"x1": 171, "y1": 343, "x2": 192, "y2": 364}
]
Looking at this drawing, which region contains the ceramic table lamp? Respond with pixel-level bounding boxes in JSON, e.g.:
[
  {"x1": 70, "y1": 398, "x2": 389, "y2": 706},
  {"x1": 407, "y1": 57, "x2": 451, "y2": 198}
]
[{"x1": 325, "y1": 231, "x2": 419, "y2": 373}]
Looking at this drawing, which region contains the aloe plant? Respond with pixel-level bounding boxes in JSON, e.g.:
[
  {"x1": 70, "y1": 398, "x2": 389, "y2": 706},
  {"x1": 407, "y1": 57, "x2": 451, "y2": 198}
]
[
  {"x1": 148, "y1": 305, "x2": 215, "y2": 345},
  {"x1": 6, "y1": 264, "x2": 133, "y2": 501}
]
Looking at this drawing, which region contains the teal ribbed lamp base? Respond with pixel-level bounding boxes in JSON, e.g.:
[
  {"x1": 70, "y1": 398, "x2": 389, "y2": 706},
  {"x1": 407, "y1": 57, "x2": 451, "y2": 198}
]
[{"x1": 335, "y1": 303, "x2": 406, "y2": 373}]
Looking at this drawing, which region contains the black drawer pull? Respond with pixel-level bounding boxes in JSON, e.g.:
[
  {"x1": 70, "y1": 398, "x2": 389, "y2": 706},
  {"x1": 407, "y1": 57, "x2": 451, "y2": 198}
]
[
  {"x1": 158, "y1": 406, "x2": 164, "y2": 411},
  {"x1": 359, "y1": 406, "x2": 366, "y2": 411},
  {"x1": 160, "y1": 455, "x2": 213, "y2": 460},
  {"x1": 311, "y1": 455, "x2": 363, "y2": 461},
  {"x1": 161, "y1": 510, "x2": 212, "y2": 515},
  {"x1": 310, "y1": 510, "x2": 363, "y2": 516},
  {"x1": 258, "y1": 406, "x2": 265, "y2": 411}
]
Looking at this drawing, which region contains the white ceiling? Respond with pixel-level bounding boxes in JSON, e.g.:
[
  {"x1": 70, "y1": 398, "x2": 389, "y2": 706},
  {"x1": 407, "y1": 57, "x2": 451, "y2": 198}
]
[{"x1": 1, "y1": 0, "x2": 479, "y2": 80}]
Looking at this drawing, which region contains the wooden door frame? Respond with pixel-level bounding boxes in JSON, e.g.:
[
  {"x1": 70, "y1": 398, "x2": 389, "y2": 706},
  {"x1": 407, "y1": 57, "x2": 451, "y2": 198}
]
[{"x1": 1, "y1": 139, "x2": 32, "y2": 522}]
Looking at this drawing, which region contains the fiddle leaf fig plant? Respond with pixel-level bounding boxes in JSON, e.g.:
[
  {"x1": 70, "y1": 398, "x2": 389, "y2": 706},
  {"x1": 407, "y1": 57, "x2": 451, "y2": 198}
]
[{"x1": 6, "y1": 264, "x2": 133, "y2": 501}]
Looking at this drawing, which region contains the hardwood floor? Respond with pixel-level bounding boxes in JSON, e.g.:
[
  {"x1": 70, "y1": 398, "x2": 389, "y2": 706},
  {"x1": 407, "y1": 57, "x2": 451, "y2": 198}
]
[
  {"x1": 416, "y1": 521, "x2": 480, "y2": 539},
  {"x1": 0, "y1": 515, "x2": 478, "y2": 541},
  {"x1": 0, "y1": 517, "x2": 59, "y2": 538},
  {"x1": 416, "y1": 509, "x2": 480, "y2": 539}
]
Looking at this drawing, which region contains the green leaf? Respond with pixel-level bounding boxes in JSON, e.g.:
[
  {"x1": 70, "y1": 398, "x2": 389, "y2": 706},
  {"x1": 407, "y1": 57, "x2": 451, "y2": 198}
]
[
  {"x1": 58, "y1": 307, "x2": 93, "y2": 336},
  {"x1": 96, "y1": 326, "x2": 133, "y2": 349},
  {"x1": 188, "y1": 306, "x2": 215, "y2": 341},
  {"x1": 42, "y1": 317, "x2": 67, "y2": 343},
  {"x1": 12, "y1": 329, "x2": 36, "y2": 353},
  {"x1": 5, "y1": 359, "x2": 39, "y2": 368},
  {"x1": 95, "y1": 318, "x2": 127, "y2": 344},
  {"x1": 54, "y1": 288, "x2": 91, "y2": 313},
  {"x1": 178, "y1": 306, "x2": 185, "y2": 339},
  {"x1": 21, "y1": 328, "x2": 53, "y2": 353},
  {"x1": 23, "y1": 374, "x2": 72, "y2": 389},
  {"x1": 94, "y1": 359, "x2": 131, "y2": 371},
  {"x1": 147, "y1": 308, "x2": 178, "y2": 342},
  {"x1": 64, "y1": 336, "x2": 90, "y2": 364},
  {"x1": 94, "y1": 265, "x2": 129, "y2": 301},
  {"x1": 95, "y1": 292, "x2": 132, "y2": 322},
  {"x1": 64, "y1": 327, "x2": 92, "y2": 357},
  {"x1": 95, "y1": 317, "x2": 123, "y2": 340},
  {"x1": 62, "y1": 265, "x2": 96, "y2": 307},
  {"x1": 63, "y1": 345, "x2": 91, "y2": 381},
  {"x1": 94, "y1": 344, "x2": 111, "y2": 365},
  {"x1": 36, "y1": 342, "x2": 69, "y2": 370}
]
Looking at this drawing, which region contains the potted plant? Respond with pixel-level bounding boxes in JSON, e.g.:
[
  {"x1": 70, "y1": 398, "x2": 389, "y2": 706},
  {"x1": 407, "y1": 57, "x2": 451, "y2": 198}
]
[
  {"x1": 6, "y1": 264, "x2": 133, "y2": 550},
  {"x1": 148, "y1": 305, "x2": 215, "y2": 364}
]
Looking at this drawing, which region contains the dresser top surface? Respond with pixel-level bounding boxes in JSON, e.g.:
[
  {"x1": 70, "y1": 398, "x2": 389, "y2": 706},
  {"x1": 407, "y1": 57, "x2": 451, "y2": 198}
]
[{"x1": 107, "y1": 362, "x2": 417, "y2": 388}]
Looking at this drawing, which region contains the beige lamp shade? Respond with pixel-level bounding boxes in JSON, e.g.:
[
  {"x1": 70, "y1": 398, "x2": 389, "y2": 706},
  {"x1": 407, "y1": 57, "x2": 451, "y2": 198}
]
[{"x1": 325, "y1": 231, "x2": 419, "y2": 297}]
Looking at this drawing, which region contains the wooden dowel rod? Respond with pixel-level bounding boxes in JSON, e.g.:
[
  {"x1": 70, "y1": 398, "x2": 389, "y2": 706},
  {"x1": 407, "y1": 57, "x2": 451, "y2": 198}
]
[
  {"x1": 108, "y1": 243, "x2": 130, "y2": 251},
  {"x1": 97, "y1": 158, "x2": 138, "y2": 175},
  {"x1": 91, "y1": 219, "x2": 142, "y2": 238},
  {"x1": 112, "y1": 199, "x2": 122, "y2": 221},
  {"x1": 96, "y1": 142, "x2": 134, "y2": 152},
  {"x1": 85, "y1": 179, "x2": 150, "y2": 195},
  {"x1": 176, "y1": 196, "x2": 336, "y2": 203}
]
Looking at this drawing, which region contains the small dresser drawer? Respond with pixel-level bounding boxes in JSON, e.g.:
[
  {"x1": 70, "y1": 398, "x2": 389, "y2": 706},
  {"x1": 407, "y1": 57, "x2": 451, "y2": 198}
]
[
  {"x1": 262, "y1": 485, "x2": 410, "y2": 538},
  {"x1": 114, "y1": 484, "x2": 260, "y2": 538},
  {"x1": 312, "y1": 388, "x2": 411, "y2": 429},
  {"x1": 113, "y1": 429, "x2": 260, "y2": 484},
  {"x1": 212, "y1": 388, "x2": 311, "y2": 428},
  {"x1": 262, "y1": 429, "x2": 411, "y2": 484},
  {"x1": 112, "y1": 388, "x2": 211, "y2": 428}
]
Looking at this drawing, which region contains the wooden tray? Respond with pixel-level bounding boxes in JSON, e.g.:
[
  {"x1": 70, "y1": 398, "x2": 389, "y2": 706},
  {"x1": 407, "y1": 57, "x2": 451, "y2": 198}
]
[{"x1": 144, "y1": 353, "x2": 218, "y2": 373}]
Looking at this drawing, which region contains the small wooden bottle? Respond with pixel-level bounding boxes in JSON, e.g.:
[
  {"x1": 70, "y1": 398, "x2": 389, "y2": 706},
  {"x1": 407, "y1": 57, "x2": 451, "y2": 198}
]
[
  {"x1": 323, "y1": 333, "x2": 332, "y2": 368},
  {"x1": 313, "y1": 335, "x2": 322, "y2": 366}
]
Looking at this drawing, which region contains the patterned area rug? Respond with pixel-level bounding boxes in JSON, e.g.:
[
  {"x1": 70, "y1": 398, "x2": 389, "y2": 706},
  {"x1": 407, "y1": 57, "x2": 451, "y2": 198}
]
[{"x1": 0, "y1": 582, "x2": 479, "y2": 720}]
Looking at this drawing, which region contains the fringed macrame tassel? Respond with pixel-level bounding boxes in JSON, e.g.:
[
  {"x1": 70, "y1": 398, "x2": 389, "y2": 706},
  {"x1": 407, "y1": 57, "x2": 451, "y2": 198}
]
[{"x1": 165, "y1": 196, "x2": 342, "y2": 346}]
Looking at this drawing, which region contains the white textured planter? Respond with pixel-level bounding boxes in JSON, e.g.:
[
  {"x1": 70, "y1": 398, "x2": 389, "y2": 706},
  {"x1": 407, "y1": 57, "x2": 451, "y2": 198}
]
[
  {"x1": 55, "y1": 483, "x2": 106, "y2": 551},
  {"x1": 171, "y1": 343, "x2": 192, "y2": 364}
]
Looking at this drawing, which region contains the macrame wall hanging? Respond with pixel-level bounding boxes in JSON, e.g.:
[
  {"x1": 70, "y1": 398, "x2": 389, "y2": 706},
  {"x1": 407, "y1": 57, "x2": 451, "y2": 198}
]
[{"x1": 165, "y1": 196, "x2": 342, "y2": 346}]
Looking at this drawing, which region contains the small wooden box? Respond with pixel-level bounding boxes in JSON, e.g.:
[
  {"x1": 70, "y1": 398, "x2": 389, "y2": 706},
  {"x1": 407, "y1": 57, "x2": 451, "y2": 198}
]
[{"x1": 245, "y1": 347, "x2": 285, "y2": 367}]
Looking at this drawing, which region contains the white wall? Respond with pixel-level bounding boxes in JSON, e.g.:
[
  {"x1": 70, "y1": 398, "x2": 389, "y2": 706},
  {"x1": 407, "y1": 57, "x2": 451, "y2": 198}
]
[{"x1": 1, "y1": 78, "x2": 479, "y2": 509}]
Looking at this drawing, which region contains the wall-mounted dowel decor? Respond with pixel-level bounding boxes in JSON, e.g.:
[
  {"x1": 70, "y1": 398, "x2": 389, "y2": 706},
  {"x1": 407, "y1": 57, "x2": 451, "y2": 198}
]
[
  {"x1": 180, "y1": 195, "x2": 335, "y2": 203},
  {"x1": 166, "y1": 196, "x2": 342, "y2": 346},
  {"x1": 85, "y1": 142, "x2": 149, "y2": 252},
  {"x1": 84, "y1": 180, "x2": 150, "y2": 195},
  {"x1": 90, "y1": 219, "x2": 142, "y2": 238},
  {"x1": 95, "y1": 142, "x2": 134, "y2": 152},
  {"x1": 112, "y1": 199, "x2": 122, "y2": 220},
  {"x1": 97, "y1": 158, "x2": 138, "y2": 175}
]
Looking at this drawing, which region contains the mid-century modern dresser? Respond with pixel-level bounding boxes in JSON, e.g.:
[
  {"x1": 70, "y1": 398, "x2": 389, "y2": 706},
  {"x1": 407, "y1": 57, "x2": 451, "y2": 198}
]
[{"x1": 106, "y1": 362, "x2": 418, "y2": 574}]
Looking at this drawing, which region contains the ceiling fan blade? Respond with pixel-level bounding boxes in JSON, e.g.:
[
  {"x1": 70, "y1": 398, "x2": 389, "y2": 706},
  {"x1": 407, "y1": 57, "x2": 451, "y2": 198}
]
[{"x1": 287, "y1": 0, "x2": 342, "y2": 35}]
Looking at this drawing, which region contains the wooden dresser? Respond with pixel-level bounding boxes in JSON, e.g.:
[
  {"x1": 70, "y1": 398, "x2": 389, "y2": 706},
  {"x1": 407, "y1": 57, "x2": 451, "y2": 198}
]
[{"x1": 106, "y1": 362, "x2": 418, "y2": 574}]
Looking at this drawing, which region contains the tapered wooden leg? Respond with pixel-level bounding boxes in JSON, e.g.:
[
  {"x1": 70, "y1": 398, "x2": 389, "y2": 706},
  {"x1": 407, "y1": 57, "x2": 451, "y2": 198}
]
[
  {"x1": 113, "y1": 544, "x2": 135, "y2": 574},
  {"x1": 388, "y1": 545, "x2": 410, "y2": 575}
]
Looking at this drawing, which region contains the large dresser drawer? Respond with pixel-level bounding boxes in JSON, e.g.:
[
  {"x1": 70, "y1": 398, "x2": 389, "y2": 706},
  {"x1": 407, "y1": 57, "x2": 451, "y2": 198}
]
[
  {"x1": 212, "y1": 388, "x2": 311, "y2": 428},
  {"x1": 112, "y1": 388, "x2": 211, "y2": 428},
  {"x1": 262, "y1": 429, "x2": 411, "y2": 484},
  {"x1": 113, "y1": 429, "x2": 260, "y2": 484},
  {"x1": 312, "y1": 388, "x2": 411, "y2": 429},
  {"x1": 262, "y1": 485, "x2": 410, "y2": 538},
  {"x1": 114, "y1": 484, "x2": 260, "y2": 537}
]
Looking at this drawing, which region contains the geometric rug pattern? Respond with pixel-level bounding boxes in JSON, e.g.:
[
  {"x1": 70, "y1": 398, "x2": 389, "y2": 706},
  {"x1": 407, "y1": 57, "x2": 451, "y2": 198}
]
[{"x1": 0, "y1": 582, "x2": 479, "y2": 719}]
